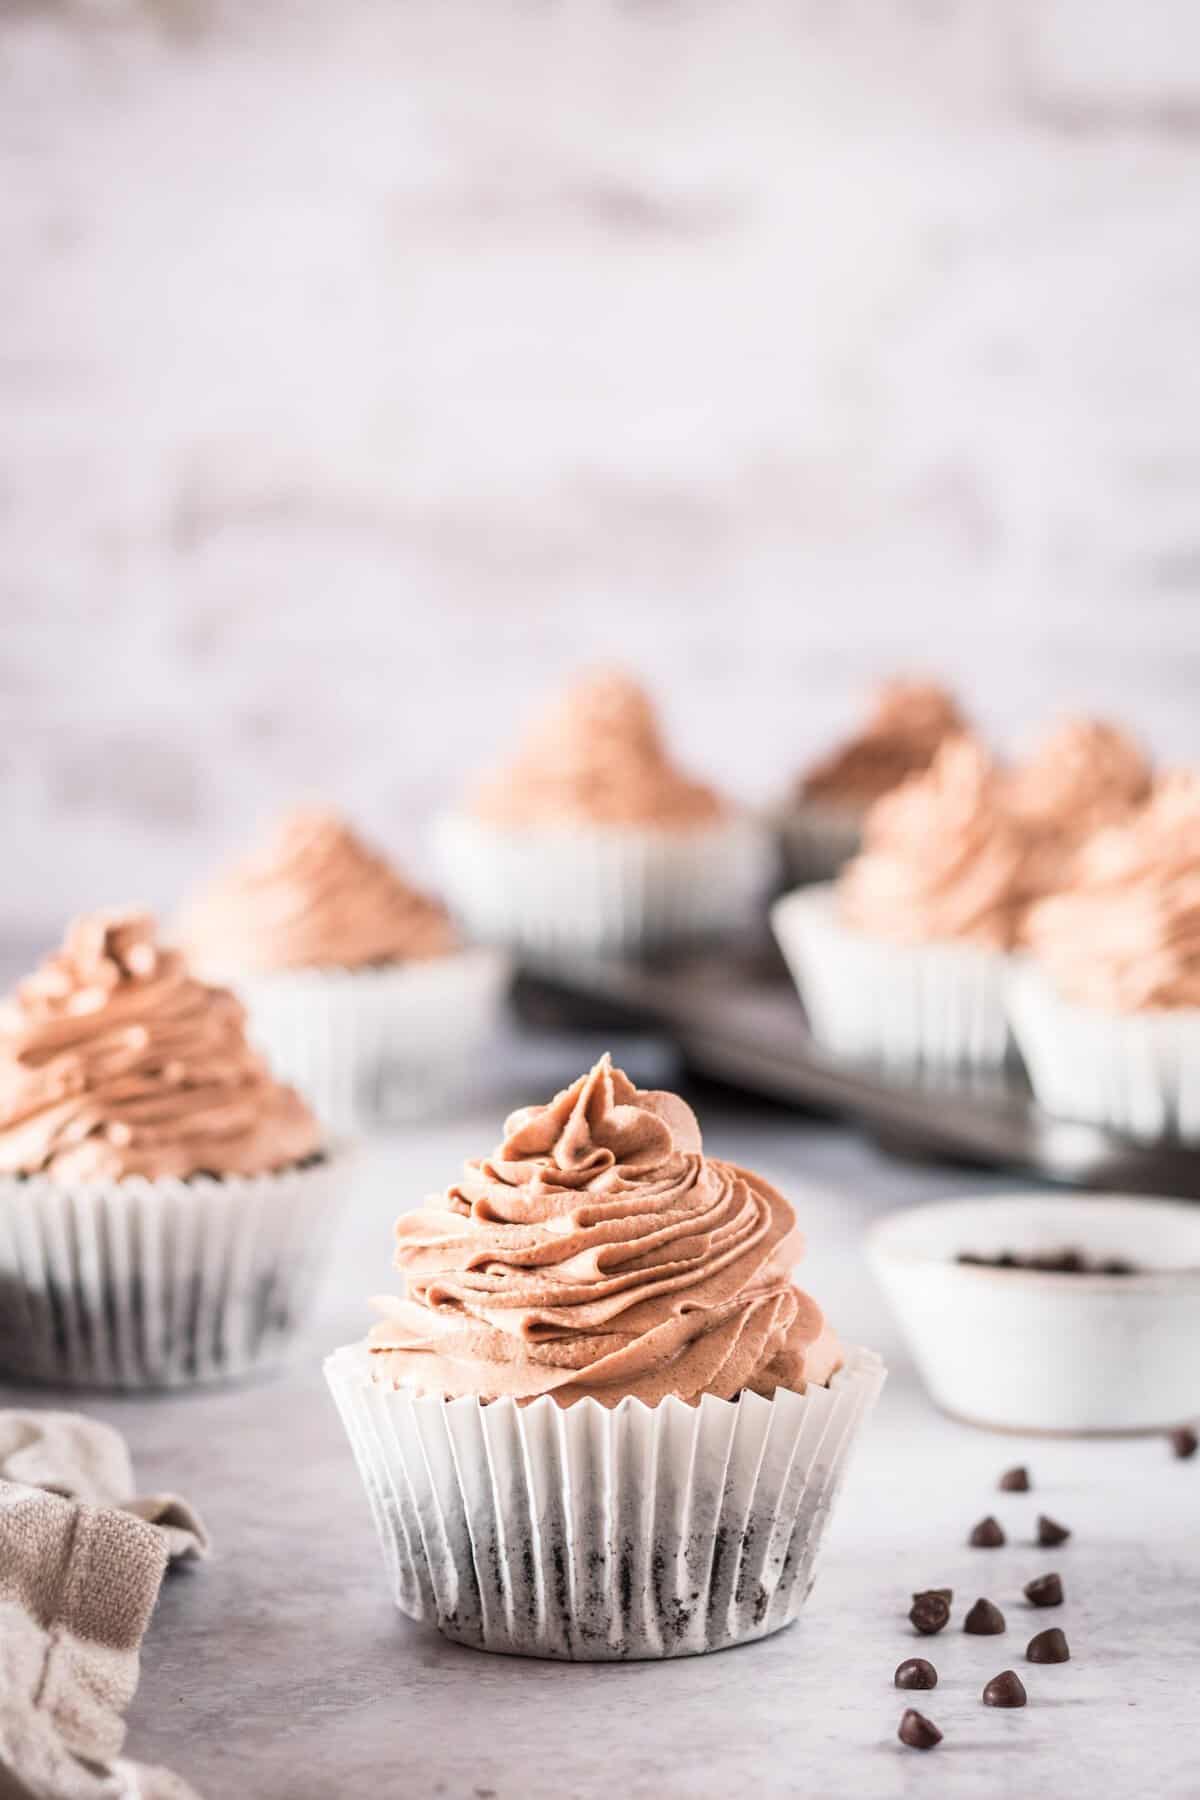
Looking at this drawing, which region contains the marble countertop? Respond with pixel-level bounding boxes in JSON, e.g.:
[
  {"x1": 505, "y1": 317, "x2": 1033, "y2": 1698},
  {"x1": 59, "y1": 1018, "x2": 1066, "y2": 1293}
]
[{"x1": 4, "y1": 1040, "x2": 1198, "y2": 1799}]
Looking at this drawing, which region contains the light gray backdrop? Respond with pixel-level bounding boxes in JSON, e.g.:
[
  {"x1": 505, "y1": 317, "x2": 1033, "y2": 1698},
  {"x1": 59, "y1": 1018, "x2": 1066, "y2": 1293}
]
[{"x1": 4, "y1": 0, "x2": 1200, "y2": 946}]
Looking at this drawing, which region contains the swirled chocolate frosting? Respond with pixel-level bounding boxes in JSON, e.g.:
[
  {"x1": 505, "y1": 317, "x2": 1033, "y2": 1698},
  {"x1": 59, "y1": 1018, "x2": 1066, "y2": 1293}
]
[
  {"x1": 799, "y1": 679, "x2": 967, "y2": 812},
  {"x1": 469, "y1": 670, "x2": 726, "y2": 829},
  {"x1": 838, "y1": 737, "x2": 1028, "y2": 948},
  {"x1": 0, "y1": 912, "x2": 321, "y2": 1181},
  {"x1": 1007, "y1": 717, "x2": 1153, "y2": 901},
  {"x1": 179, "y1": 809, "x2": 457, "y2": 974},
  {"x1": 369, "y1": 1055, "x2": 839, "y2": 1406},
  {"x1": 1024, "y1": 773, "x2": 1200, "y2": 1010}
]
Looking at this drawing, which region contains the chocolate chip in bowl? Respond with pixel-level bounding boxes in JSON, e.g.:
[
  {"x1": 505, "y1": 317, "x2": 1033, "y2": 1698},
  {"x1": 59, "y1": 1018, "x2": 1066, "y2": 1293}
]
[{"x1": 868, "y1": 1194, "x2": 1200, "y2": 1433}]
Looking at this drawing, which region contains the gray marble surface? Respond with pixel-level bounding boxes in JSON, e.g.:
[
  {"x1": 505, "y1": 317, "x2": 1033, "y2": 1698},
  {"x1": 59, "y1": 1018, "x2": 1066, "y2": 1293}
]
[{"x1": 3, "y1": 1037, "x2": 1199, "y2": 1799}]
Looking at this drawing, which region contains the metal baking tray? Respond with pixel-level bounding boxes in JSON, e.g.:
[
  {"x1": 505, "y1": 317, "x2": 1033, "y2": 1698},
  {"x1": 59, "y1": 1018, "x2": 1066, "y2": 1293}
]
[{"x1": 514, "y1": 947, "x2": 1200, "y2": 1199}]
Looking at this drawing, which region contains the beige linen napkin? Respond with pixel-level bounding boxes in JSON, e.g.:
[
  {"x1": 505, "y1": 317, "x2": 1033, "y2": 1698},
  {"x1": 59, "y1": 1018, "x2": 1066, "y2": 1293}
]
[
  {"x1": 0, "y1": 1415, "x2": 208, "y2": 1566},
  {"x1": 0, "y1": 1413, "x2": 207, "y2": 1800}
]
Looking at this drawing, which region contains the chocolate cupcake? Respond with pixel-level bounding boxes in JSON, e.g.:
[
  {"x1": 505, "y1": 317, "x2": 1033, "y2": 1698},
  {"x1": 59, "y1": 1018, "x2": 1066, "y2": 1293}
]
[
  {"x1": 773, "y1": 738, "x2": 1025, "y2": 1069},
  {"x1": 1010, "y1": 773, "x2": 1200, "y2": 1139},
  {"x1": 179, "y1": 809, "x2": 509, "y2": 1128},
  {"x1": 434, "y1": 669, "x2": 771, "y2": 957},
  {"x1": 325, "y1": 1054, "x2": 884, "y2": 1658},
  {"x1": 0, "y1": 911, "x2": 341, "y2": 1388},
  {"x1": 779, "y1": 679, "x2": 968, "y2": 885}
]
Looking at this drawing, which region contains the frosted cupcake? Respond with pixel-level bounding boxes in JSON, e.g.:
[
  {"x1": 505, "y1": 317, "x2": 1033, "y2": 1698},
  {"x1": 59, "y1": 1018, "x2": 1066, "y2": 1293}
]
[
  {"x1": 179, "y1": 809, "x2": 509, "y2": 1129},
  {"x1": 326, "y1": 1055, "x2": 883, "y2": 1659},
  {"x1": 780, "y1": 679, "x2": 968, "y2": 884},
  {"x1": 1006, "y1": 716, "x2": 1153, "y2": 905},
  {"x1": 0, "y1": 911, "x2": 340, "y2": 1389},
  {"x1": 434, "y1": 669, "x2": 771, "y2": 957},
  {"x1": 773, "y1": 738, "x2": 1027, "y2": 1069},
  {"x1": 1010, "y1": 774, "x2": 1200, "y2": 1139}
]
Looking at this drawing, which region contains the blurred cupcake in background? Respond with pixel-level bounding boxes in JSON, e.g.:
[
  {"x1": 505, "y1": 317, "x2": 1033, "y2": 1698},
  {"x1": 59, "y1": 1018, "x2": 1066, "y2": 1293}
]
[
  {"x1": 434, "y1": 668, "x2": 771, "y2": 958},
  {"x1": 1010, "y1": 772, "x2": 1200, "y2": 1139},
  {"x1": 326, "y1": 1054, "x2": 883, "y2": 1659},
  {"x1": 779, "y1": 677, "x2": 968, "y2": 884},
  {"x1": 1006, "y1": 715, "x2": 1153, "y2": 904},
  {"x1": 179, "y1": 809, "x2": 509, "y2": 1130},
  {"x1": 772, "y1": 737, "x2": 1026, "y2": 1070},
  {"x1": 0, "y1": 911, "x2": 341, "y2": 1389}
]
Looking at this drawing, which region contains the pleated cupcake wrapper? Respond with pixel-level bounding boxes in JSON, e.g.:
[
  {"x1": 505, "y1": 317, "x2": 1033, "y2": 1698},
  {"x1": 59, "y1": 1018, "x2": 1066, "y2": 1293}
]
[
  {"x1": 432, "y1": 813, "x2": 775, "y2": 958},
  {"x1": 772, "y1": 883, "x2": 1012, "y2": 1070},
  {"x1": 236, "y1": 948, "x2": 511, "y2": 1132},
  {"x1": 1009, "y1": 962, "x2": 1200, "y2": 1142},
  {"x1": 326, "y1": 1342, "x2": 884, "y2": 1661},
  {"x1": 775, "y1": 802, "x2": 864, "y2": 888},
  {"x1": 0, "y1": 1156, "x2": 346, "y2": 1391}
]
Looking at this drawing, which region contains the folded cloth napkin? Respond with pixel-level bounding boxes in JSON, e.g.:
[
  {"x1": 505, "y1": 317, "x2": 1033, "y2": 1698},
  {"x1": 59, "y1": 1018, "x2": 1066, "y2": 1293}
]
[
  {"x1": 0, "y1": 1415, "x2": 208, "y2": 1565},
  {"x1": 0, "y1": 1483, "x2": 200, "y2": 1799},
  {"x1": 0, "y1": 1412, "x2": 207, "y2": 1799}
]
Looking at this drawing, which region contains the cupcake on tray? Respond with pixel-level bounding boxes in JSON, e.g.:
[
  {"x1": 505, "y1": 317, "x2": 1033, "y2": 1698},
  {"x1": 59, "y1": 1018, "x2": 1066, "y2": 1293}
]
[
  {"x1": 780, "y1": 678, "x2": 968, "y2": 885},
  {"x1": 434, "y1": 669, "x2": 771, "y2": 958},
  {"x1": 0, "y1": 910, "x2": 340, "y2": 1389},
  {"x1": 1006, "y1": 715, "x2": 1153, "y2": 904},
  {"x1": 1010, "y1": 773, "x2": 1200, "y2": 1140},
  {"x1": 326, "y1": 1054, "x2": 883, "y2": 1660},
  {"x1": 179, "y1": 809, "x2": 509, "y2": 1129},
  {"x1": 772, "y1": 737, "x2": 1027, "y2": 1070}
]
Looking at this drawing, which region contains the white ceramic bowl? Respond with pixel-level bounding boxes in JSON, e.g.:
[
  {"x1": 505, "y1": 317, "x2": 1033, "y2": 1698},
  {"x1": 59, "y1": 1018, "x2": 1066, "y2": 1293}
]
[{"x1": 868, "y1": 1193, "x2": 1200, "y2": 1434}]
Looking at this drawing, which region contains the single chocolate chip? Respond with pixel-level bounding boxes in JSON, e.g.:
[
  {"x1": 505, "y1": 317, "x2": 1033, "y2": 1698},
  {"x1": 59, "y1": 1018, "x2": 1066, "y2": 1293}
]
[
  {"x1": 1099, "y1": 1258, "x2": 1136, "y2": 1275},
  {"x1": 970, "y1": 1515, "x2": 1005, "y2": 1548},
  {"x1": 998, "y1": 1466, "x2": 1030, "y2": 1492},
  {"x1": 898, "y1": 1709, "x2": 942, "y2": 1750},
  {"x1": 895, "y1": 1658, "x2": 938, "y2": 1691},
  {"x1": 909, "y1": 1592, "x2": 951, "y2": 1635},
  {"x1": 1037, "y1": 1514, "x2": 1071, "y2": 1547},
  {"x1": 1170, "y1": 1426, "x2": 1198, "y2": 1460},
  {"x1": 983, "y1": 1669, "x2": 1028, "y2": 1708},
  {"x1": 1027, "y1": 1627, "x2": 1070, "y2": 1664},
  {"x1": 1024, "y1": 1573, "x2": 1063, "y2": 1608},
  {"x1": 912, "y1": 1588, "x2": 952, "y2": 1604},
  {"x1": 964, "y1": 1597, "x2": 1006, "y2": 1635}
]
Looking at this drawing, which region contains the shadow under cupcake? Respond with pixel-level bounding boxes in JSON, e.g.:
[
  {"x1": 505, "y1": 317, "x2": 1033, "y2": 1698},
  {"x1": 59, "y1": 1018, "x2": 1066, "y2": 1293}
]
[{"x1": 326, "y1": 1054, "x2": 883, "y2": 1659}]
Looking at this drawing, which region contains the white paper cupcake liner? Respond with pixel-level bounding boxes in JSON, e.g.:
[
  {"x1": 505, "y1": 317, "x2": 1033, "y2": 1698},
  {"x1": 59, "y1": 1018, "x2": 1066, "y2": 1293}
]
[
  {"x1": 432, "y1": 813, "x2": 774, "y2": 959},
  {"x1": 775, "y1": 802, "x2": 863, "y2": 888},
  {"x1": 1008, "y1": 962, "x2": 1200, "y2": 1142},
  {"x1": 772, "y1": 883, "x2": 1012, "y2": 1070},
  {"x1": 235, "y1": 949, "x2": 511, "y2": 1132},
  {"x1": 325, "y1": 1342, "x2": 884, "y2": 1661},
  {"x1": 0, "y1": 1155, "x2": 347, "y2": 1391}
]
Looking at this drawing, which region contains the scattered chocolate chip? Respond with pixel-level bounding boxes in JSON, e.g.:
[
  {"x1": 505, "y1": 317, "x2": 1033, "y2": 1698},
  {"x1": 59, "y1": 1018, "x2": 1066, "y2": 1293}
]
[
  {"x1": 898, "y1": 1709, "x2": 942, "y2": 1750},
  {"x1": 1027, "y1": 1627, "x2": 1070, "y2": 1664},
  {"x1": 964, "y1": 1597, "x2": 1006, "y2": 1635},
  {"x1": 1170, "y1": 1426, "x2": 1198, "y2": 1460},
  {"x1": 895, "y1": 1658, "x2": 938, "y2": 1691},
  {"x1": 909, "y1": 1592, "x2": 951, "y2": 1635},
  {"x1": 912, "y1": 1588, "x2": 952, "y2": 1604},
  {"x1": 998, "y1": 1465, "x2": 1030, "y2": 1492},
  {"x1": 1037, "y1": 1514, "x2": 1071, "y2": 1547},
  {"x1": 969, "y1": 1515, "x2": 1006, "y2": 1548},
  {"x1": 1024, "y1": 1573, "x2": 1063, "y2": 1608},
  {"x1": 1099, "y1": 1258, "x2": 1136, "y2": 1275},
  {"x1": 982, "y1": 1669, "x2": 1028, "y2": 1708}
]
